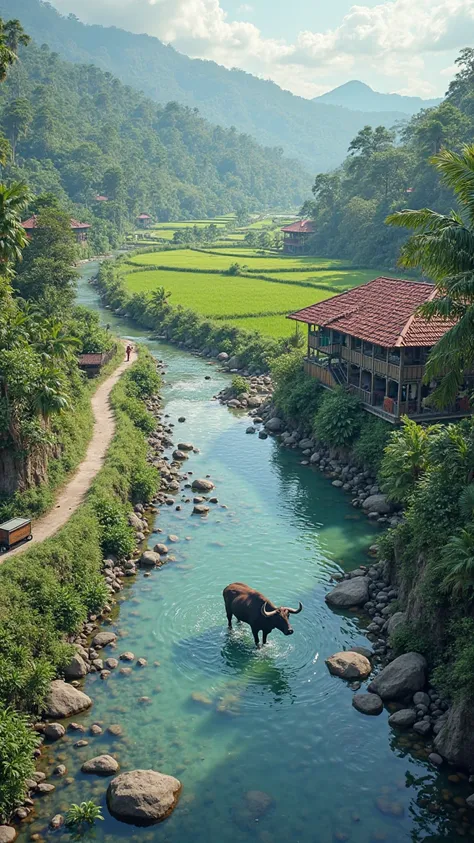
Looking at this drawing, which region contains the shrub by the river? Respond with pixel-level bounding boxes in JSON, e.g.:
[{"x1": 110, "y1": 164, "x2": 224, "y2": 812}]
[
  {"x1": 270, "y1": 351, "x2": 323, "y2": 425},
  {"x1": 231, "y1": 375, "x2": 248, "y2": 396},
  {"x1": 0, "y1": 708, "x2": 40, "y2": 822},
  {"x1": 313, "y1": 388, "x2": 364, "y2": 448}
]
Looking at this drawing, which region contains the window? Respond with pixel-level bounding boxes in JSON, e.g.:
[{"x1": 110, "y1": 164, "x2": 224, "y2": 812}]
[
  {"x1": 363, "y1": 341, "x2": 373, "y2": 356},
  {"x1": 353, "y1": 337, "x2": 362, "y2": 351}
]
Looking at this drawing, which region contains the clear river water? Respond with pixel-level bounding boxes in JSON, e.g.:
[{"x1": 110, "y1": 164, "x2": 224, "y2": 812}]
[{"x1": 19, "y1": 263, "x2": 472, "y2": 843}]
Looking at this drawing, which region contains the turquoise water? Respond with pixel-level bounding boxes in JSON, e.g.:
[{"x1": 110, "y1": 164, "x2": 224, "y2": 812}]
[{"x1": 22, "y1": 265, "x2": 471, "y2": 842}]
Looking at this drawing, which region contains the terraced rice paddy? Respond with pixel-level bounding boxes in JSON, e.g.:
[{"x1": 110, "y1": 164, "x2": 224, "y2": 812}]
[{"x1": 128, "y1": 249, "x2": 342, "y2": 272}]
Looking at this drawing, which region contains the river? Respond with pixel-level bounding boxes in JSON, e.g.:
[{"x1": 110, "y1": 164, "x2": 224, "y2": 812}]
[{"x1": 20, "y1": 262, "x2": 471, "y2": 843}]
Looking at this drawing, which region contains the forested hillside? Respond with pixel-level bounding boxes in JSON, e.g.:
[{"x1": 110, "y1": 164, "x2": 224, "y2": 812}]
[
  {"x1": 0, "y1": 38, "x2": 310, "y2": 251},
  {"x1": 305, "y1": 50, "x2": 474, "y2": 268},
  {"x1": 0, "y1": 0, "x2": 407, "y2": 173}
]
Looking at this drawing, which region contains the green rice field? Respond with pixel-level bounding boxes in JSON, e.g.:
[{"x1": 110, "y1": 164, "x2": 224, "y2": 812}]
[
  {"x1": 123, "y1": 269, "x2": 334, "y2": 319},
  {"x1": 121, "y1": 241, "x2": 383, "y2": 338},
  {"x1": 127, "y1": 249, "x2": 342, "y2": 272}
]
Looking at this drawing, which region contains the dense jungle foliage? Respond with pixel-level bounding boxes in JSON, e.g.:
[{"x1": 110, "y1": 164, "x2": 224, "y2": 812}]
[
  {"x1": 0, "y1": 37, "x2": 309, "y2": 254},
  {"x1": 304, "y1": 49, "x2": 474, "y2": 267}
]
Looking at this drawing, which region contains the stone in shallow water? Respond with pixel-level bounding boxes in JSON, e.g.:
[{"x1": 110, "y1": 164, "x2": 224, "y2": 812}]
[
  {"x1": 43, "y1": 681, "x2": 92, "y2": 719},
  {"x1": 325, "y1": 577, "x2": 370, "y2": 608},
  {"x1": 107, "y1": 769, "x2": 182, "y2": 825},
  {"x1": 326, "y1": 651, "x2": 371, "y2": 680},
  {"x1": 0, "y1": 827, "x2": 16, "y2": 843},
  {"x1": 352, "y1": 694, "x2": 383, "y2": 716},
  {"x1": 92, "y1": 631, "x2": 117, "y2": 648},
  {"x1": 368, "y1": 653, "x2": 427, "y2": 700},
  {"x1": 82, "y1": 755, "x2": 119, "y2": 776},
  {"x1": 388, "y1": 709, "x2": 416, "y2": 729}
]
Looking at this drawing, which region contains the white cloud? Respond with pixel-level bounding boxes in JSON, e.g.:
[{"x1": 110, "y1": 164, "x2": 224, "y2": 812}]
[{"x1": 50, "y1": 0, "x2": 474, "y2": 97}]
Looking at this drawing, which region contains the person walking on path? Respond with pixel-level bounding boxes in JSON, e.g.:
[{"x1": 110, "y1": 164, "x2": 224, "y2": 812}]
[{"x1": 126, "y1": 343, "x2": 133, "y2": 361}]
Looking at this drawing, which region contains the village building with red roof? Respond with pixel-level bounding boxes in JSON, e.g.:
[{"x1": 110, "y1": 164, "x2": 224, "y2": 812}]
[
  {"x1": 22, "y1": 215, "x2": 91, "y2": 245},
  {"x1": 136, "y1": 212, "x2": 152, "y2": 229},
  {"x1": 281, "y1": 219, "x2": 314, "y2": 254},
  {"x1": 289, "y1": 276, "x2": 471, "y2": 422}
]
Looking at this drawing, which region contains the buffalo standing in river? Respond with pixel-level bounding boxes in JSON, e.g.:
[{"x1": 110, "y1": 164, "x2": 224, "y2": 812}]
[{"x1": 223, "y1": 582, "x2": 303, "y2": 647}]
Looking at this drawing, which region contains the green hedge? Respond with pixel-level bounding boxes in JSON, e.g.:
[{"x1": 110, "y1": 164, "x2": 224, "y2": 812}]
[{"x1": 0, "y1": 349, "x2": 160, "y2": 821}]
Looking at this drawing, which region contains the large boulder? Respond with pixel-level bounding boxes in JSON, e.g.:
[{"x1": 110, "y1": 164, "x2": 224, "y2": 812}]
[
  {"x1": 325, "y1": 577, "x2": 370, "y2": 608},
  {"x1": 63, "y1": 653, "x2": 88, "y2": 679},
  {"x1": 43, "y1": 681, "x2": 92, "y2": 719},
  {"x1": 264, "y1": 417, "x2": 284, "y2": 433},
  {"x1": 92, "y1": 631, "x2": 117, "y2": 649},
  {"x1": 82, "y1": 755, "x2": 119, "y2": 776},
  {"x1": 139, "y1": 550, "x2": 161, "y2": 567},
  {"x1": 362, "y1": 494, "x2": 392, "y2": 515},
  {"x1": 0, "y1": 827, "x2": 16, "y2": 843},
  {"x1": 388, "y1": 709, "x2": 417, "y2": 729},
  {"x1": 191, "y1": 478, "x2": 214, "y2": 492},
  {"x1": 387, "y1": 612, "x2": 406, "y2": 639},
  {"x1": 107, "y1": 770, "x2": 182, "y2": 826},
  {"x1": 352, "y1": 694, "x2": 384, "y2": 715},
  {"x1": 44, "y1": 723, "x2": 65, "y2": 741},
  {"x1": 325, "y1": 651, "x2": 371, "y2": 680},
  {"x1": 435, "y1": 698, "x2": 474, "y2": 771},
  {"x1": 368, "y1": 653, "x2": 427, "y2": 701},
  {"x1": 227, "y1": 356, "x2": 241, "y2": 369}
]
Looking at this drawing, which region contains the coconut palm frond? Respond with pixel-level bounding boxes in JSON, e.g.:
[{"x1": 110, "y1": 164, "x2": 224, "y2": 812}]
[{"x1": 432, "y1": 146, "x2": 474, "y2": 226}]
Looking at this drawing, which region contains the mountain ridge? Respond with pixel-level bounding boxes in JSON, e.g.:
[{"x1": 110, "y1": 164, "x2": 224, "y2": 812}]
[
  {"x1": 0, "y1": 0, "x2": 409, "y2": 172},
  {"x1": 314, "y1": 80, "x2": 443, "y2": 115}
]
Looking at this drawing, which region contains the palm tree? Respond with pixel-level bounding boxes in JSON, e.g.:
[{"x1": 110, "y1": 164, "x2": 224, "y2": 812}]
[
  {"x1": 33, "y1": 320, "x2": 80, "y2": 362},
  {"x1": 0, "y1": 181, "x2": 31, "y2": 270},
  {"x1": 386, "y1": 145, "x2": 474, "y2": 408},
  {"x1": 435, "y1": 526, "x2": 474, "y2": 598},
  {"x1": 32, "y1": 368, "x2": 70, "y2": 424}
]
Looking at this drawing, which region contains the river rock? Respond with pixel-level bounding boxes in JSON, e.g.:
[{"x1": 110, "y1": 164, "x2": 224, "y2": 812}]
[
  {"x1": 264, "y1": 417, "x2": 284, "y2": 432},
  {"x1": 139, "y1": 551, "x2": 161, "y2": 567},
  {"x1": 350, "y1": 646, "x2": 373, "y2": 660},
  {"x1": 413, "y1": 691, "x2": 431, "y2": 707},
  {"x1": 0, "y1": 827, "x2": 17, "y2": 842},
  {"x1": 191, "y1": 478, "x2": 214, "y2": 492},
  {"x1": 92, "y1": 632, "x2": 117, "y2": 648},
  {"x1": 413, "y1": 720, "x2": 431, "y2": 736},
  {"x1": 177, "y1": 443, "x2": 193, "y2": 451},
  {"x1": 362, "y1": 494, "x2": 392, "y2": 515},
  {"x1": 466, "y1": 794, "x2": 474, "y2": 809},
  {"x1": 435, "y1": 698, "x2": 474, "y2": 770},
  {"x1": 325, "y1": 577, "x2": 369, "y2": 608},
  {"x1": 105, "y1": 658, "x2": 118, "y2": 670},
  {"x1": 387, "y1": 612, "x2": 406, "y2": 638},
  {"x1": 352, "y1": 693, "x2": 383, "y2": 715},
  {"x1": 63, "y1": 653, "x2": 88, "y2": 679},
  {"x1": 172, "y1": 450, "x2": 187, "y2": 461},
  {"x1": 217, "y1": 352, "x2": 229, "y2": 361},
  {"x1": 82, "y1": 755, "x2": 119, "y2": 776},
  {"x1": 326, "y1": 651, "x2": 371, "y2": 680},
  {"x1": 193, "y1": 504, "x2": 209, "y2": 515},
  {"x1": 49, "y1": 815, "x2": 64, "y2": 830},
  {"x1": 44, "y1": 723, "x2": 65, "y2": 741},
  {"x1": 154, "y1": 544, "x2": 168, "y2": 555},
  {"x1": 107, "y1": 769, "x2": 182, "y2": 825},
  {"x1": 388, "y1": 709, "x2": 417, "y2": 729},
  {"x1": 43, "y1": 681, "x2": 92, "y2": 719},
  {"x1": 368, "y1": 653, "x2": 427, "y2": 700}
]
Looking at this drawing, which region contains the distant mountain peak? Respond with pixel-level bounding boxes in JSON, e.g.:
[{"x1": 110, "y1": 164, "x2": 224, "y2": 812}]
[{"x1": 314, "y1": 81, "x2": 443, "y2": 116}]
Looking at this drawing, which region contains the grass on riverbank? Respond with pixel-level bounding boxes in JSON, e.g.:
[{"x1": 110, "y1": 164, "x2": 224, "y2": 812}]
[{"x1": 0, "y1": 349, "x2": 161, "y2": 821}]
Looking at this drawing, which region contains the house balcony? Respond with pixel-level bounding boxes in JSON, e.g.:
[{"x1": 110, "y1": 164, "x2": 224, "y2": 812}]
[{"x1": 308, "y1": 334, "x2": 425, "y2": 381}]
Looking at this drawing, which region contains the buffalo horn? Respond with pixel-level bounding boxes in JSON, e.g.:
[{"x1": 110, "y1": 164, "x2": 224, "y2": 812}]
[
  {"x1": 287, "y1": 601, "x2": 303, "y2": 614},
  {"x1": 261, "y1": 602, "x2": 278, "y2": 617}
]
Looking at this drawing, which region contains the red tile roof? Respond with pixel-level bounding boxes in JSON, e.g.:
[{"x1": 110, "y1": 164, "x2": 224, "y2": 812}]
[
  {"x1": 137, "y1": 213, "x2": 151, "y2": 219},
  {"x1": 78, "y1": 353, "x2": 105, "y2": 366},
  {"x1": 22, "y1": 215, "x2": 91, "y2": 230},
  {"x1": 281, "y1": 219, "x2": 314, "y2": 234},
  {"x1": 288, "y1": 276, "x2": 456, "y2": 348},
  {"x1": 95, "y1": 194, "x2": 109, "y2": 201}
]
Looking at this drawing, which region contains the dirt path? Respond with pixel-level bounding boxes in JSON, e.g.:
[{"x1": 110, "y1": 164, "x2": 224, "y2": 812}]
[{"x1": 6, "y1": 346, "x2": 138, "y2": 559}]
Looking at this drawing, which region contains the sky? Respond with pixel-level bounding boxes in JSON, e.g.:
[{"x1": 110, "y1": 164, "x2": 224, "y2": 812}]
[{"x1": 49, "y1": 0, "x2": 474, "y2": 99}]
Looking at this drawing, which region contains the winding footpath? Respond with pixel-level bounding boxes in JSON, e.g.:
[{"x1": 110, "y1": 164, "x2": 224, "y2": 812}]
[{"x1": 6, "y1": 345, "x2": 137, "y2": 559}]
